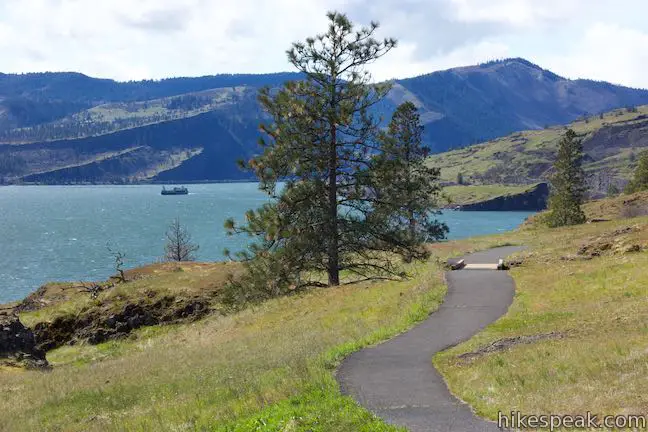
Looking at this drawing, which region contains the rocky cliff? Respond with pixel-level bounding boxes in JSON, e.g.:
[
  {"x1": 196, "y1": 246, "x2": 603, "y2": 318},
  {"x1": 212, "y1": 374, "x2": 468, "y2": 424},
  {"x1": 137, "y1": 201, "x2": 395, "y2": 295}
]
[
  {"x1": 0, "y1": 312, "x2": 48, "y2": 369},
  {"x1": 458, "y1": 182, "x2": 549, "y2": 211}
]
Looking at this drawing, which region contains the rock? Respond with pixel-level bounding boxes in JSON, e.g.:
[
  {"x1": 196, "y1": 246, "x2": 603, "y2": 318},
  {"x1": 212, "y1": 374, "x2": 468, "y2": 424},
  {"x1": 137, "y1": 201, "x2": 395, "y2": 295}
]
[
  {"x1": 31, "y1": 296, "x2": 212, "y2": 352},
  {"x1": 561, "y1": 254, "x2": 593, "y2": 261},
  {"x1": 0, "y1": 313, "x2": 49, "y2": 369},
  {"x1": 617, "y1": 244, "x2": 643, "y2": 254},
  {"x1": 105, "y1": 315, "x2": 117, "y2": 328},
  {"x1": 457, "y1": 332, "x2": 566, "y2": 362},
  {"x1": 505, "y1": 257, "x2": 525, "y2": 267},
  {"x1": 575, "y1": 226, "x2": 646, "y2": 258}
]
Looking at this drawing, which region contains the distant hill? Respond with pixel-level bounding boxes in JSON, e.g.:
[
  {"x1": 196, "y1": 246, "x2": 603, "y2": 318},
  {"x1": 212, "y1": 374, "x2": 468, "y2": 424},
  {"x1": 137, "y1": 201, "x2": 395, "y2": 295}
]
[
  {"x1": 2, "y1": 58, "x2": 648, "y2": 184},
  {"x1": 429, "y1": 105, "x2": 648, "y2": 198},
  {"x1": 0, "y1": 72, "x2": 300, "y2": 131},
  {"x1": 396, "y1": 58, "x2": 648, "y2": 152}
]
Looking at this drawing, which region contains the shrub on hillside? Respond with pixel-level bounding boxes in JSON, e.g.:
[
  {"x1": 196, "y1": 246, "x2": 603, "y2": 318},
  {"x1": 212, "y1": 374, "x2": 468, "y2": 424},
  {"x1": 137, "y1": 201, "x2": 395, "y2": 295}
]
[{"x1": 625, "y1": 150, "x2": 648, "y2": 194}]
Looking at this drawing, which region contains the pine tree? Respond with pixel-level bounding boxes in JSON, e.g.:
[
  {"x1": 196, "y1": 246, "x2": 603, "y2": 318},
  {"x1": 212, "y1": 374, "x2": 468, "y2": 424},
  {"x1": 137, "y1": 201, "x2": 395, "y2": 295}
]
[
  {"x1": 227, "y1": 12, "x2": 445, "y2": 297},
  {"x1": 625, "y1": 150, "x2": 648, "y2": 194},
  {"x1": 546, "y1": 129, "x2": 587, "y2": 227},
  {"x1": 371, "y1": 102, "x2": 447, "y2": 261}
]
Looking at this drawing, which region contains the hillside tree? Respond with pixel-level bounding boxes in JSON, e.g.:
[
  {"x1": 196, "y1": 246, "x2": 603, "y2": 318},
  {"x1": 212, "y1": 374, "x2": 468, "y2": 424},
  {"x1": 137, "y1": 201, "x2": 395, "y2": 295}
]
[
  {"x1": 372, "y1": 101, "x2": 448, "y2": 261},
  {"x1": 625, "y1": 150, "x2": 648, "y2": 194},
  {"x1": 164, "y1": 217, "x2": 199, "y2": 262},
  {"x1": 456, "y1": 172, "x2": 464, "y2": 185},
  {"x1": 226, "y1": 12, "x2": 444, "y2": 298},
  {"x1": 546, "y1": 129, "x2": 587, "y2": 227}
]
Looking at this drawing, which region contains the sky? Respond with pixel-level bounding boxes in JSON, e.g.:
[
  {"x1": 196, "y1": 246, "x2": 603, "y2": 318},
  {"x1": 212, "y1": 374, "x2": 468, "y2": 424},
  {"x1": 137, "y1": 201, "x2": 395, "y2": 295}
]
[{"x1": 0, "y1": 0, "x2": 647, "y2": 88}]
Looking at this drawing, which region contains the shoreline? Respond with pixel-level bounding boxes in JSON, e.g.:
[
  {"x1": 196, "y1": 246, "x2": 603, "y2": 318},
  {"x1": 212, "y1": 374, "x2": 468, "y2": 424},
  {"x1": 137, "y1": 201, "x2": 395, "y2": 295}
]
[{"x1": 1, "y1": 179, "x2": 258, "y2": 186}]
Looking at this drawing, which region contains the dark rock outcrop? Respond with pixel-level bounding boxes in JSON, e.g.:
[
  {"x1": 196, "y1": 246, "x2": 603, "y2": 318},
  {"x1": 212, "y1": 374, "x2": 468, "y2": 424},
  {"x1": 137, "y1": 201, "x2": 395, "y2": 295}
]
[
  {"x1": 458, "y1": 183, "x2": 549, "y2": 211},
  {"x1": 32, "y1": 296, "x2": 211, "y2": 352},
  {"x1": 0, "y1": 312, "x2": 49, "y2": 369}
]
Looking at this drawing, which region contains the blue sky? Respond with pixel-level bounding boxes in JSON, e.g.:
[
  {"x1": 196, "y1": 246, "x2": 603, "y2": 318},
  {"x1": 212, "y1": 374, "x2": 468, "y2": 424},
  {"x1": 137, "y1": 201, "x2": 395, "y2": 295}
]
[{"x1": 0, "y1": 0, "x2": 647, "y2": 88}]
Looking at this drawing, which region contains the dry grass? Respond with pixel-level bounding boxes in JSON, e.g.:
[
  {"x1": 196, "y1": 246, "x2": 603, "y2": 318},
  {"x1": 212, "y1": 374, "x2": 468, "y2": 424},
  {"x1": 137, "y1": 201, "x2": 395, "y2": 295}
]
[
  {"x1": 18, "y1": 261, "x2": 242, "y2": 327},
  {"x1": 583, "y1": 191, "x2": 648, "y2": 221},
  {"x1": 0, "y1": 250, "x2": 474, "y2": 431},
  {"x1": 435, "y1": 216, "x2": 648, "y2": 428},
  {"x1": 7, "y1": 194, "x2": 647, "y2": 430},
  {"x1": 523, "y1": 190, "x2": 648, "y2": 228}
]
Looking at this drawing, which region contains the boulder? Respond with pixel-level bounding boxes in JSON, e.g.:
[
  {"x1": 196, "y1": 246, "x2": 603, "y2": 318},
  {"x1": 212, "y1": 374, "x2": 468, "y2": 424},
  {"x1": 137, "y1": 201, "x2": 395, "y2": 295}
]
[{"x1": 0, "y1": 312, "x2": 49, "y2": 369}]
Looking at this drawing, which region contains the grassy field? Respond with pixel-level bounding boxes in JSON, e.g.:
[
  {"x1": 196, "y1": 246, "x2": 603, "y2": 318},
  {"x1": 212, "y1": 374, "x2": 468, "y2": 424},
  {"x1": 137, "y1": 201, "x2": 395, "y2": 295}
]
[
  {"x1": 4, "y1": 192, "x2": 648, "y2": 431},
  {"x1": 435, "y1": 195, "x2": 648, "y2": 426},
  {"x1": 428, "y1": 105, "x2": 648, "y2": 185},
  {"x1": 2, "y1": 241, "x2": 516, "y2": 431}
]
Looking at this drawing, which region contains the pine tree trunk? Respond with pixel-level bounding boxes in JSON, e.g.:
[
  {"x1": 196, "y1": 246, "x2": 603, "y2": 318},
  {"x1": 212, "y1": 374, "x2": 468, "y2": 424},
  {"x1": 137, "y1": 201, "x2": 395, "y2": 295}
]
[{"x1": 327, "y1": 121, "x2": 340, "y2": 286}]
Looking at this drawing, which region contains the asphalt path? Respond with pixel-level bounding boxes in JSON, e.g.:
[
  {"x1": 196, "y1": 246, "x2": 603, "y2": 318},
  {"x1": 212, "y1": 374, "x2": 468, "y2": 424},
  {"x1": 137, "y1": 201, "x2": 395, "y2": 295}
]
[{"x1": 337, "y1": 246, "x2": 525, "y2": 432}]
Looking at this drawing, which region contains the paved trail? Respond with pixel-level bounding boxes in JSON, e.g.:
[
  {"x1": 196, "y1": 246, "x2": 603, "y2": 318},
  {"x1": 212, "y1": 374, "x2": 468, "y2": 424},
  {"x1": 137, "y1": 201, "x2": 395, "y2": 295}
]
[{"x1": 337, "y1": 246, "x2": 524, "y2": 432}]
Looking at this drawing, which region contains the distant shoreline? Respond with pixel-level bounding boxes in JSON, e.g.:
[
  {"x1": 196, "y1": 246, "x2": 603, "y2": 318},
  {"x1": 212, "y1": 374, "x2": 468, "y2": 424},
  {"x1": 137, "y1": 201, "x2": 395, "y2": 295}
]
[{"x1": 1, "y1": 179, "x2": 259, "y2": 186}]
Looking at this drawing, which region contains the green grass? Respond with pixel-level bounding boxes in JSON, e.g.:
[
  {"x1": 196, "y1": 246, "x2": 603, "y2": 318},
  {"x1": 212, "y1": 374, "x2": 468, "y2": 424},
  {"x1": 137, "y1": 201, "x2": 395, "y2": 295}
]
[
  {"x1": 1, "y1": 251, "x2": 474, "y2": 431},
  {"x1": 428, "y1": 105, "x2": 648, "y2": 185},
  {"x1": 6, "y1": 194, "x2": 648, "y2": 431},
  {"x1": 435, "y1": 215, "x2": 648, "y2": 425},
  {"x1": 19, "y1": 261, "x2": 241, "y2": 328}
]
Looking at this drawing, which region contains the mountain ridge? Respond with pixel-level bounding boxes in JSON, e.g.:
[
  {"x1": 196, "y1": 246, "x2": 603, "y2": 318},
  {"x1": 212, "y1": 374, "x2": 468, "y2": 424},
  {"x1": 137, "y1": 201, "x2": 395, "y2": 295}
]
[{"x1": 2, "y1": 58, "x2": 648, "y2": 184}]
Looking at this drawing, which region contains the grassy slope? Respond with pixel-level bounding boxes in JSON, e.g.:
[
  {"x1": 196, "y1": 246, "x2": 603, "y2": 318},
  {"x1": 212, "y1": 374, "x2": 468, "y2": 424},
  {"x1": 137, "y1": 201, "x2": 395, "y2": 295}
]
[
  {"x1": 582, "y1": 191, "x2": 648, "y2": 220},
  {"x1": 0, "y1": 242, "x2": 507, "y2": 432},
  {"x1": 442, "y1": 184, "x2": 536, "y2": 206},
  {"x1": 4, "y1": 192, "x2": 648, "y2": 430},
  {"x1": 429, "y1": 105, "x2": 648, "y2": 184},
  {"x1": 6, "y1": 87, "x2": 253, "y2": 144},
  {"x1": 18, "y1": 261, "x2": 241, "y2": 328},
  {"x1": 435, "y1": 193, "x2": 648, "y2": 424}
]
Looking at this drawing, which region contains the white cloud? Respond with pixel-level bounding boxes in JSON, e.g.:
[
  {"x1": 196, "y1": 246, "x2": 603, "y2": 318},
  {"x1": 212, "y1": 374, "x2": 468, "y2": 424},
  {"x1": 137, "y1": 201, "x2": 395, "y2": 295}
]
[
  {"x1": 370, "y1": 40, "x2": 511, "y2": 81},
  {"x1": 0, "y1": 0, "x2": 647, "y2": 89},
  {"x1": 0, "y1": 0, "x2": 344, "y2": 79},
  {"x1": 449, "y1": 0, "x2": 581, "y2": 26},
  {"x1": 537, "y1": 23, "x2": 648, "y2": 88}
]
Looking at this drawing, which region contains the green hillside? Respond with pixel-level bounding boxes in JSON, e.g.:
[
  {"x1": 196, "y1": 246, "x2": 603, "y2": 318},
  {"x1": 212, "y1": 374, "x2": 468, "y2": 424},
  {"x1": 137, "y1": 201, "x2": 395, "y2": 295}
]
[{"x1": 430, "y1": 105, "x2": 648, "y2": 197}]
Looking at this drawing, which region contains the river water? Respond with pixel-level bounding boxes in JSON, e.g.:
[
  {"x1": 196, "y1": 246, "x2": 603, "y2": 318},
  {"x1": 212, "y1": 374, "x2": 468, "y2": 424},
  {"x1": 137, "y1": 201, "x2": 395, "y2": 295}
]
[{"x1": 0, "y1": 184, "x2": 534, "y2": 303}]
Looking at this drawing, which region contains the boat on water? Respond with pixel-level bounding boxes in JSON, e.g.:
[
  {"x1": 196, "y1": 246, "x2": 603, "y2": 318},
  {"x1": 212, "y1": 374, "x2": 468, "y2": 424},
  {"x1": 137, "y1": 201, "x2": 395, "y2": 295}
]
[{"x1": 161, "y1": 186, "x2": 189, "y2": 195}]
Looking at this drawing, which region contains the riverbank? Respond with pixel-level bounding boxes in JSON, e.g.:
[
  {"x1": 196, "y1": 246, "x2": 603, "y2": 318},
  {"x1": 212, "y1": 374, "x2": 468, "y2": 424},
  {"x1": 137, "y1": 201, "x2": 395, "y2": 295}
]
[
  {"x1": 0, "y1": 241, "x2": 492, "y2": 431},
  {"x1": 0, "y1": 183, "x2": 534, "y2": 303},
  {"x1": 1, "y1": 192, "x2": 646, "y2": 430}
]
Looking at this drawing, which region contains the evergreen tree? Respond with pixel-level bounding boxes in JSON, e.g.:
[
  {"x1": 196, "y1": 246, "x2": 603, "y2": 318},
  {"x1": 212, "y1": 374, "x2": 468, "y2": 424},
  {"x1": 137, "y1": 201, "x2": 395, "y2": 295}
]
[
  {"x1": 624, "y1": 150, "x2": 648, "y2": 194},
  {"x1": 546, "y1": 129, "x2": 587, "y2": 227},
  {"x1": 227, "y1": 12, "x2": 444, "y2": 297},
  {"x1": 371, "y1": 102, "x2": 447, "y2": 261}
]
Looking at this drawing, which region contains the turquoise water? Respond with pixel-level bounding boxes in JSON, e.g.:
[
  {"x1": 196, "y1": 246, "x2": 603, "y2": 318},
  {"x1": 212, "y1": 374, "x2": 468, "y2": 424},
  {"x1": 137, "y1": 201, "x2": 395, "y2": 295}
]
[{"x1": 0, "y1": 184, "x2": 534, "y2": 303}]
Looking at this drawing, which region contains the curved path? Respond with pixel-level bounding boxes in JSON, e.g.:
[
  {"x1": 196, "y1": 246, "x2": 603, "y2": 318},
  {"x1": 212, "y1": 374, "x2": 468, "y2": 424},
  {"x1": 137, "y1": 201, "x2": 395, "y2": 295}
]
[{"x1": 337, "y1": 246, "x2": 524, "y2": 432}]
